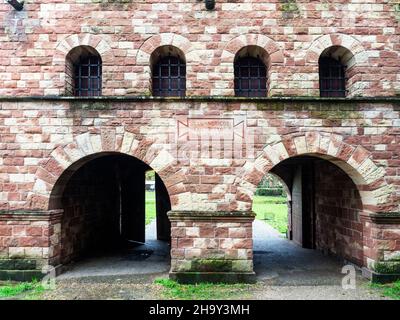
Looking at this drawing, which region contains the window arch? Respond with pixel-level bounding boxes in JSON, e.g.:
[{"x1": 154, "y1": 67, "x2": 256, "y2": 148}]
[
  {"x1": 151, "y1": 46, "x2": 186, "y2": 97},
  {"x1": 319, "y1": 46, "x2": 354, "y2": 98},
  {"x1": 65, "y1": 46, "x2": 102, "y2": 97},
  {"x1": 234, "y1": 46, "x2": 269, "y2": 97}
]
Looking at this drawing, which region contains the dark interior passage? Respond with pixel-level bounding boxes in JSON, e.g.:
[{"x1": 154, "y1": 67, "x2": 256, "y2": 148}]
[
  {"x1": 270, "y1": 156, "x2": 364, "y2": 266},
  {"x1": 57, "y1": 153, "x2": 171, "y2": 265}
]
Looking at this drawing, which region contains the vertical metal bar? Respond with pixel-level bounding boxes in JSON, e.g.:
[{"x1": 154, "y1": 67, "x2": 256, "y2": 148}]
[
  {"x1": 88, "y1": 59, "x2": 90, "y2": 96},
  {"x1": 78, "y1": 60, "x2": 81, "y2": 96}
]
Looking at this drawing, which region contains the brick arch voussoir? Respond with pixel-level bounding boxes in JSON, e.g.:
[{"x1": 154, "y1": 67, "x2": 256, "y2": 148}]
[
  {"x1": 30, "y1": 131, "x2": 178, "y2": 211},
  {"x1": 306, "y1": 33, "x2": 367, "y2": 65},
  {"x1": 54, "y1": 34, "x2": 114, "y2": 63},
  {"x1": 53, "y1": 34, "x2": 114, "y2": 93},
  {"x1": 236, "y1": 131, "x2": 391, "y2": 210},
  {"x1": 136, "y1": 33, "x2": 193, "y2": 65},
  {"x1": 222, "y1": 34, "x2": 283, "y2": 64}
]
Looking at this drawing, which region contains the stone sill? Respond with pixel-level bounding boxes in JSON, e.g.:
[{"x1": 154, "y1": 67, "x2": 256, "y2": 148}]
[
  {"x1": 0, "y1": 95, "x2": 399, "y2": 104},
  {"x1": 0, "y1": 210, "x2": 63, "y2": 221}
]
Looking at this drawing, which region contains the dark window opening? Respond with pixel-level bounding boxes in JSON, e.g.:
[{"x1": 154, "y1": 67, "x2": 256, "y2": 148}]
[
  {"x1": 73, "y1": 55, "x2": 102, "y2": 97},
  {"x1": 234, "y1": 56, "x2": 267, "y2": 97},
  {"x1": 152, "y1": 55, "x2": 186, "y2": 97},
  {"x1": 319, "y1": 57, "x2": 346, "y2": 97},
  {"x1": 65, "y1": 47, "x2": 102, "y2": 97}
]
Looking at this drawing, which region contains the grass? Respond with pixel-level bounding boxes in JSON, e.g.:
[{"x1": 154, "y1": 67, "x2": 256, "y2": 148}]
[
  {"x1": 370, "y1": 280, "x2": 400, "y2": 300},
  {"x1": 154, "y1": 278, "x2": 252, "y2": 300},
  {"x1": 0, "y1": 280, "x2": 45, "y2": 299},
  {"x1": 252, "y1": 195, "x2": 288, "y2": 234},
  {"x1": 146, "y1": 193, "x2": 289, "y2": 234},
  {"x1": 145, "y1": 191, "x2": 156, "y2": 225}
]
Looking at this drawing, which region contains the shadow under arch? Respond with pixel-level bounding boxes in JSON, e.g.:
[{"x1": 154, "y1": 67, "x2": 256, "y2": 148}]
[
  {"x1": 241, "y1": 132, "x2": 391, "y2": 214},
  {"x1": 50, "y1": 151, "x2": 172, "y2": 267},
  {"x1": 259, "y1": 154, "x2": 365, "y2": 266}
]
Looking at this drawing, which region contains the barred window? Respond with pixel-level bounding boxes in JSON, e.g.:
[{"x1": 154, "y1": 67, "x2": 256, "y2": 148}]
[
  {"x1": 152, "y1": 55, "x2": 186, "y2": 97},
  {"x1": 234, "y1": 57, "x2": 267, "y2": 97},
  {"x1": 66, "y1": 46, "x2": 102, "y2": 97},
  {"x1": 319, "y1": 57, "x2": 346, "y2": 97}
]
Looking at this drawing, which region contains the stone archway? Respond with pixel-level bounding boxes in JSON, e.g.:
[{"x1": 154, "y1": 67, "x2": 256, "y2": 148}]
[
  {"x1": 238, "y1": 131, "x2": 396, "y2": 272},
  {"x1": 28, "y1": 130, "x2": 184, "y2": 274},
  {"x1": 216, "y1": 34, "x2": 284, "y2": 96},
  {"x1": 28, "y1": 129, "x2": 183, "y2": 211},
  {"x1": 305, "y1": 33, "x2": 368, "y2": 66},
  {"x1": 53, "y1": 34, "x2": 115, "y2": 95},
  {"x1": 237, "y1": 131, "x2": 394, "y2": 213}
]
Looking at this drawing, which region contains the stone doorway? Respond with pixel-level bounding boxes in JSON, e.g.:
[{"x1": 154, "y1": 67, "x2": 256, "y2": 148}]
[
  {"x1": 49, "y1": 153, "x2": 172, "y2": 276},
  {"x1": 253, "y1": 155, "x2": 365, "y2": 279}
]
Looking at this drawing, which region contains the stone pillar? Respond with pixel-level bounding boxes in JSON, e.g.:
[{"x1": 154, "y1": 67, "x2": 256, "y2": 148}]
[
  {"x1": 0, "y1": 210, "x2": 63, "y2": 281},
  {"x1": 168, "y1": 211, "x2": 256, "y2": 284},
  {"x1": 361, "y1": 212, "x2": 400, "y2": 283}
]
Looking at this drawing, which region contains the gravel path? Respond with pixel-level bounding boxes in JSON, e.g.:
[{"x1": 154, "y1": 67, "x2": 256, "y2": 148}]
[{"x1": 34, "y1": 220, "x2": 389, "y2": 300}]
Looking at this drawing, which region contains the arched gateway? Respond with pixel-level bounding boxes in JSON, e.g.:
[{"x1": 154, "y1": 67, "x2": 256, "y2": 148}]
[{"x1": 1, "y1": 125, "x2": 399, "y2": 283}]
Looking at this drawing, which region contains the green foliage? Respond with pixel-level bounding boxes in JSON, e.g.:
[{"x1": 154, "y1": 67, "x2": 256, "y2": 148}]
[
  {"x1": 145, "y1": 170, "x2": 155, "y2": 180},
  {"x1": 252, "y1": 196, "x2": 288, "y2": 234},
  {"x1": 145, "y1": 191, "x2": 156, "y2": 225},
  {"x1": 374, "y1": 262, "x2": 400, "y2": 274},
  {"x1": 255, "y1": 188, "x2": 284, "y2": 197},
  {"x1": 383, "y1": 281, "x2": 400, "y2": 300},
  {"x1": 279, "y1": 0, "x2": 300, "y2": 19},
  {"x1": 0, "y1": 279, "x2": 45, "y2": 299},
  {"x1": 154, "y1": 278, "x2": 251, "y2": 300},
  {"x1": 370, "y1": 280, "x2": 400, "y2": 300}
]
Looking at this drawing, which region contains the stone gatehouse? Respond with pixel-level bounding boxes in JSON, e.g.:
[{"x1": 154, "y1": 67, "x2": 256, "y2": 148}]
[{"x1": 0, "y1": 1, "x2": 399, "y2": 282}]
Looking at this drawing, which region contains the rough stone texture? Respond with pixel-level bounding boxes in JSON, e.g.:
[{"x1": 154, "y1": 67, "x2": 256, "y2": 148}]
[
  {"x1": 0, "y1": 98, "x2": 400, "y2": 279},
  {"x1": 314, "y1": 160, "x2": 364, "y2": 266},
  {"x1": 0, "y1": 1, "x2": 398, "y2": 96},
  {"x1": 0, "y1": 0, "x2": 400, "y2": 281},
  {"x1": 169, "y1": 211, "x2": 255, "y2": 280},
  {"x1": 0, "y1": 211, "x2": 62, "y2": 279}
]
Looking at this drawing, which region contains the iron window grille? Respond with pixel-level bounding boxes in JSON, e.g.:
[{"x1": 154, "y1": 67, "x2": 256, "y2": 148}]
[
  {"x1": 319, "y1": 57, "x2": 346, "y2": 97},
  {"x1": 152, "y1": 55, "x2": 186, "y2": 97},
  {"x1": 234, "y1": 57, "x2": 267, "y2": 97},
  {"x1": 72, "y1": 55, "x2": 102, "y2": 97}
]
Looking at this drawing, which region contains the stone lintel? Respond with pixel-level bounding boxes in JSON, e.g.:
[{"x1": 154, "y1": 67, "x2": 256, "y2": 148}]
[
  {"x1": 168, "y1": 210, "x2": 256, "y2": 222},
  {"x1": 1, "y1": 95, "x2": 399, "y2": 104},
  {"x1": 0, "y1": 209, "x2": 64, "y2": 222}
]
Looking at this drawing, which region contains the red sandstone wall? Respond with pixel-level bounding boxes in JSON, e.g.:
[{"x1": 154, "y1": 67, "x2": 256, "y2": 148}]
[
  {"x1": 0, "y1": 212, "x2": 61, "y2": 268},
  {"x1": 0, "y1": 99, "x2": 398, "y2": 214},
  {"x1": 315, "y1": 160, "x2": 364, "y2": 266},
  {"x1": 60, "y1": 157, "x2": 120, "y2": 264},
  {"x1": 0, "y1": 1, "x2": 399, "y2": 96}
]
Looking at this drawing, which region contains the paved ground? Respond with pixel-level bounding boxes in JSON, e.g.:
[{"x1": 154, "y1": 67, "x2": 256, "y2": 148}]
[
  {"x1": 57, "y1": 221, "x2": 170, "y2": 279},
  {"x1": 37, "y1": 220, "x2": 388, "y2": 300}
]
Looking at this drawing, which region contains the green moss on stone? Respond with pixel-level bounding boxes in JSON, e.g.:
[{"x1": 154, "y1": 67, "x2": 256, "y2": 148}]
[
  {"x1": 279, "y1": 0, "x2": 300, "y2": 19},
  {"x1": 374, "y1": 262, "x2": 400, "y2": 275},
  {"x1": 70, "y1": 101, "x2": 109, "y2": 111},
  {"x1": 394, "y1": 4, "x2": 400, "y2": 21},
  {"x1": 191, "y1": 259, "x2": 233, "y2": 272},
  {"x1": 256, "y1": 101, "x2": 285, "y2": 111},
  {"x1": 311, "y1": 110, "x2": 362, "y2": 120},
  {"x1": 0, "y1": 259, "x2": 37, "y2": 271}
]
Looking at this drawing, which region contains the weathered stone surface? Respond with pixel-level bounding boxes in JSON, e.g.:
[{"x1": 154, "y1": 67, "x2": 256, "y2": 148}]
[{"x1": 1, "y1": 0, "x2": 400, "y2": 282}]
